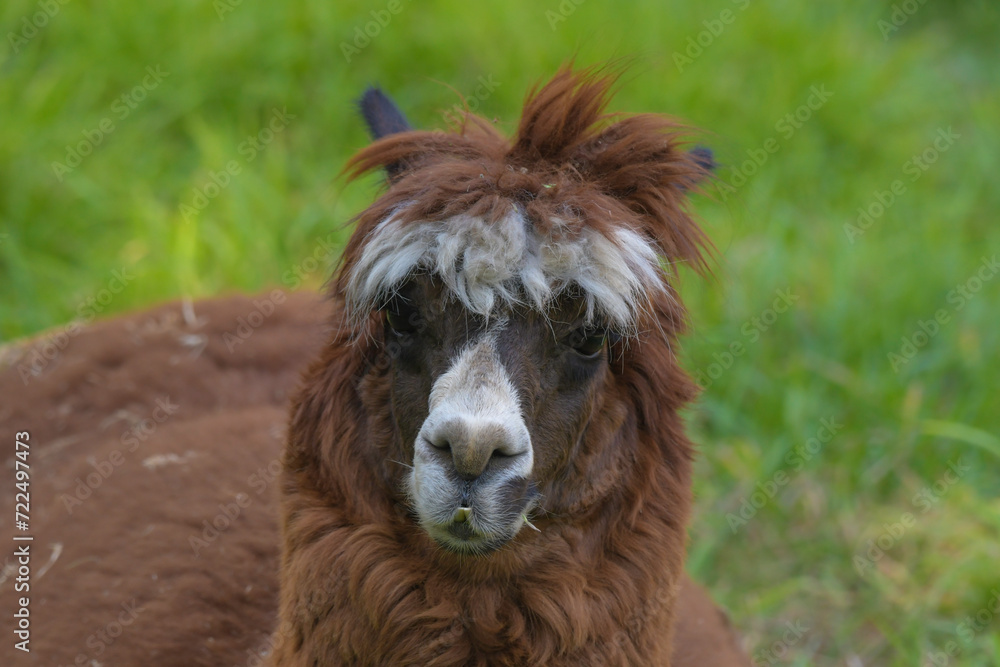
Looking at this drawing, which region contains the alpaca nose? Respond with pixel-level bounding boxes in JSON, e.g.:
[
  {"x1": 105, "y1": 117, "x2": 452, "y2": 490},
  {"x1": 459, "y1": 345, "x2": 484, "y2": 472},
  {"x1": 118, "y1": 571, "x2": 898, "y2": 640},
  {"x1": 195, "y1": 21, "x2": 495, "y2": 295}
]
[{"x1": 425, "y1": 416, "x2": 529, "y2": 481}]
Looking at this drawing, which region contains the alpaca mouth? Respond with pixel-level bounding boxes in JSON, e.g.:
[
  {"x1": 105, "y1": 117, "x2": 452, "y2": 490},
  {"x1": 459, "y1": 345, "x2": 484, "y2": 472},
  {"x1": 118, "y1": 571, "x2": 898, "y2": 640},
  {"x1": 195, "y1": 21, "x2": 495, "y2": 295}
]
[
  {"x1": 441, "y1": 515, "x2": 502, "y2": 553},
  {"x1": 421, "y1": 483, "x2": 538, "y2": 556},
  {"x1": 430, "y1": 515, "x2": 513, "y2": 555}
]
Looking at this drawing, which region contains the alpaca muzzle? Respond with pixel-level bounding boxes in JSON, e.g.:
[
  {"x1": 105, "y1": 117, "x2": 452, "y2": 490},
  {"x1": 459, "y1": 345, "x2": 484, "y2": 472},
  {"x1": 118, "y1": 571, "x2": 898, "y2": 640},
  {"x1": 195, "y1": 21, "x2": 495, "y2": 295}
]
[{"x1": 408, "y1": 335, "x2": 536, "y2": 554}]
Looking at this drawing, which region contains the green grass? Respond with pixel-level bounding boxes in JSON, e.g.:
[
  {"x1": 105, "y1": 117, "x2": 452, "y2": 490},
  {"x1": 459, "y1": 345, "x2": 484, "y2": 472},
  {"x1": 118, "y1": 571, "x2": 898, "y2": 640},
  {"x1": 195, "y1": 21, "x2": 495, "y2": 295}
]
[{"x1": 3, "y1": 0, "x2": 999, "y2": 663}]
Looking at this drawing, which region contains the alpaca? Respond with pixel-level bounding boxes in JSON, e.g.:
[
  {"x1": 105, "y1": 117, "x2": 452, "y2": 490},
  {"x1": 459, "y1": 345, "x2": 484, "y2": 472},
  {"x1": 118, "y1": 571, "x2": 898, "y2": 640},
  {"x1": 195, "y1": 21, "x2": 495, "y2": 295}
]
[
  {"x1": 269, "y1": 66, "x2": 748, "y2": 665},
  {"x1": 0, "y1": 292, "x2": 744, "y2": 666},
  {"x1": 0, "y1": 67, "x2": 748, "y2": 667}
]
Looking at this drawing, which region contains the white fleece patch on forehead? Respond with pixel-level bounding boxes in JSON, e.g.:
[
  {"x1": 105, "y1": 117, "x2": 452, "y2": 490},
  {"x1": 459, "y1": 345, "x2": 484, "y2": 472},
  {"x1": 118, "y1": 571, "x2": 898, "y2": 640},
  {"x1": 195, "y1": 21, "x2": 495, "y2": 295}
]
[{"x1": 345, "y1": 209, "x2": 666, "y2": 333}]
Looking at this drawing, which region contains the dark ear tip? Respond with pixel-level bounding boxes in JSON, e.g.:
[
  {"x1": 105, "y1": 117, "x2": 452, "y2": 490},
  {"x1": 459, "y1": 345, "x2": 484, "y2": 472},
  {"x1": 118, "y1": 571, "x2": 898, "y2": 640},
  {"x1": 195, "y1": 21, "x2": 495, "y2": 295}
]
[
  {"x1": 689, "y1": 145, "x2": 716, "y2": 172},
  {"x1": 358, "y1": 86, "x2": 389, "y2": 112},
  {"x1": 358, "y1": 85, "x2": 412, "y2": 140}
]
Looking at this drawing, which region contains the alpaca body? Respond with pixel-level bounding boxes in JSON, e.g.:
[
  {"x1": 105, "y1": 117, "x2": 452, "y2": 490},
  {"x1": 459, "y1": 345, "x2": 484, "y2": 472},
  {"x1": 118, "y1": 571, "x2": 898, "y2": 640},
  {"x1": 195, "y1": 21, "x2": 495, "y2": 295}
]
[{"x1": 0, "y1": 292, "x2": 746, "y2": 666}]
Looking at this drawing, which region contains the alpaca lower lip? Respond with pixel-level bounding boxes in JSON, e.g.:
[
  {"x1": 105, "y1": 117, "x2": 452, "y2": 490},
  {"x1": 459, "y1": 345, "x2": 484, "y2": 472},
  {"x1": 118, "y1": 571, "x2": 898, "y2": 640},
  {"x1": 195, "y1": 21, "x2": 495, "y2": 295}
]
[{"x1": 429, "y1": 519, "x2": 509, "y2": 555}]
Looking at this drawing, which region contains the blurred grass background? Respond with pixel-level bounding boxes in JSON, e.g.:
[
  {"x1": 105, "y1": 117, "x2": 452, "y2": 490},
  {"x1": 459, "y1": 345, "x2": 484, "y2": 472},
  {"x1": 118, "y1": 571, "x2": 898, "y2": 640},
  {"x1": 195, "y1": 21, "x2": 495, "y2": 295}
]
[{"x1": 2, "y1": 0, "x2": 999, "y2": 664}]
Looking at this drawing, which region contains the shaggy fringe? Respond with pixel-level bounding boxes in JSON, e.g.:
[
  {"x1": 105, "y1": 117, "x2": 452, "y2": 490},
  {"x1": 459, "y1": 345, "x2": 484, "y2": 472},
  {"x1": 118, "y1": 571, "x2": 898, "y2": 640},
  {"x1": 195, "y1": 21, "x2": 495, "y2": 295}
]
[{"x1": 337, "y1": 64, "x2": 714, "y2": 334}]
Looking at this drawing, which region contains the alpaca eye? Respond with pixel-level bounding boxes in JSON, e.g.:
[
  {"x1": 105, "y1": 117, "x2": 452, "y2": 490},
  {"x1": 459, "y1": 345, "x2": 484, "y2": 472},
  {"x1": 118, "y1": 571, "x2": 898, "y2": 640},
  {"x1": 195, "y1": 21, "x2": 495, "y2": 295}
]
[
  {"x1": 384, "y1": 298, "x2": 420, "y2": 334},
  {"x1": 569, "y1": 328, "x2": 607, "y2": 358}
]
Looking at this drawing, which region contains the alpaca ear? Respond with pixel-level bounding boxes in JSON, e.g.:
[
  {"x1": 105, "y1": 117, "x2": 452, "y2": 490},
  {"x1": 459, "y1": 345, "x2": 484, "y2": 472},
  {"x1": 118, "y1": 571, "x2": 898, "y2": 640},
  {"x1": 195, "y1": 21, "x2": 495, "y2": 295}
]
[
  {"x1": 681, "y1": 145, "x2": 715, "y2": 191},
  {"x1": 357, "y1": 86, "x2": 412, "y2": 178},
  {"x1": 688, "y1": 145, "x2": 715, "y2": 172},
  {"x1": 358, "y1": 86, "x2": 411, "y2": 138}
]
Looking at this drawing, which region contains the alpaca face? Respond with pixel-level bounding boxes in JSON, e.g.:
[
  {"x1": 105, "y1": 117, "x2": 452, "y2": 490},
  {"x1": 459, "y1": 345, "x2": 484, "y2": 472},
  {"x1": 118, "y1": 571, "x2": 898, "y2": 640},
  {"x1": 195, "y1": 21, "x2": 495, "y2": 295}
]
[
  {"x1": 368, "y1": 226, "x2": 630, "y2": 555},
  {"x1": 388, "y1": 286, "x2": 612, "y2": 555}
]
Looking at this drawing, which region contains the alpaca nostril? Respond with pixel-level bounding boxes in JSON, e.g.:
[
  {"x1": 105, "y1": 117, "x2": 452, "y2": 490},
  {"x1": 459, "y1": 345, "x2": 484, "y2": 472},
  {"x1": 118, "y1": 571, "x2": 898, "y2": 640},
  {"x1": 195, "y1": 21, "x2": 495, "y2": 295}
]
[
  {"x1": 420, "y1": 417, "x2": 530, "y2": 480},
  {"x1": 452, "y1": 444, "x2": 523, "y2": 481},
  {"x1": 425, "y1": 435, "x2": 450, "y2": 452}
]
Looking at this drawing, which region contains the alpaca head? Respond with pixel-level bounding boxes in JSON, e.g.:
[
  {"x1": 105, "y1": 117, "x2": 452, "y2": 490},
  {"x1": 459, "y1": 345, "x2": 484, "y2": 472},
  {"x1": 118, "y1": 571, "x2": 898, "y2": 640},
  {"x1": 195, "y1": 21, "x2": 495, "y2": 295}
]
[{"x1": 338, "y1": 66, "x2": 713, "y2": 556}]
